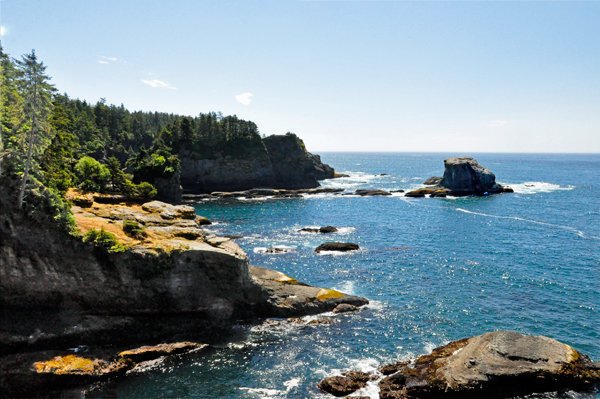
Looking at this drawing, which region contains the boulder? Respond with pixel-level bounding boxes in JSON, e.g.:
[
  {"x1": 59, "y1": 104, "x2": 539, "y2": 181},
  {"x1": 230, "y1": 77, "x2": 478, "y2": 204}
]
[
  {"x1": 319, "y1": 226, "x2": 338, "y2": 233},
  {"x1": 379, "y1": 360, "x2": 410, "y2": 376},
  {"x1": 378, "y1": 331, "x2": 600, "y2": 399},
  {"x1": 315, "y1": 242, "x2": 360, "y2": 253},
  {"x1": 424, "y1": 176, "x2": 442, "y2": 185},
  {"x1": 332, "y1": 304, "x2": 359, "y2": 313},
  {"x1": 318, "y1": 371, "x2": 374, "y2": 397}
]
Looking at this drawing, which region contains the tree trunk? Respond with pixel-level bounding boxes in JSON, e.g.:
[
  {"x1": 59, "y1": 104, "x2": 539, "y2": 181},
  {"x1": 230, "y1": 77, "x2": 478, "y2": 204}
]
[{"x1": 18, "y1": 80, "x2": 38, "y2": 210}]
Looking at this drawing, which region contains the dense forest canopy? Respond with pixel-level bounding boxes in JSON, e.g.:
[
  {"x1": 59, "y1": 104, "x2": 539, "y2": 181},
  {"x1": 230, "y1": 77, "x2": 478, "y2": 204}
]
[{"x1": 1, "y1": 47, "x2": 276, "y2": 219}]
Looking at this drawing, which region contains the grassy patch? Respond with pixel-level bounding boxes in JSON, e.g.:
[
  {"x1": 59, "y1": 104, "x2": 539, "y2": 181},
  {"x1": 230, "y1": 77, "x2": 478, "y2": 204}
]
[{"x1": 84, "y1": 227, "x2": 129, "y2": 253}]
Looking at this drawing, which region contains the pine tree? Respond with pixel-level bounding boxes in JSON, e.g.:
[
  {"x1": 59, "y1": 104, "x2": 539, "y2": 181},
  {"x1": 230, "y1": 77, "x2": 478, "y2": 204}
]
[
  {"x1": 15, "y1": 50, "x2": 56, "y2": 209},
  {"x1": 0, "y1": 45, "x2": 25, "y2": 177}
]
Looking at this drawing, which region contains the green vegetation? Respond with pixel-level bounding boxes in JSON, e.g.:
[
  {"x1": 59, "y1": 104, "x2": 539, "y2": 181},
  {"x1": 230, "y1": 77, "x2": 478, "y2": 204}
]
[
  {"x1": 1, "y1": 46, "x2": 273, "y2": 230},
  {"x1": 83, "y1": 227, "x2": 128, "y2": 253},
  {"x1": 122, "y1": 220, "x2": 146, "y2": 239}
]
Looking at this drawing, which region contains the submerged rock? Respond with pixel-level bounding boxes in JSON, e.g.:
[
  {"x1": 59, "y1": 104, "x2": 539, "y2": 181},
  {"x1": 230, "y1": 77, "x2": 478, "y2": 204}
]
[
  {"x1": 377, "y1": 331, "x2": 600, "y2": 399},
  {"x1": 355, "y1": 189, "x2": 392, "y2": 196},
  {"x1": 264, "y1": 247, "x2": 292, "y2": 254},
  {"x1": 299, "y1": 226, "x2": 339, "y2": 234},
  {"x1": 315, "y1": 242, "x2": 360, "y2": 253}
]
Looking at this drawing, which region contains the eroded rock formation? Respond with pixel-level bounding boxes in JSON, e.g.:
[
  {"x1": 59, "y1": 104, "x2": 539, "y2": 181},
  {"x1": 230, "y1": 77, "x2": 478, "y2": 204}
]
[
  {"x1": 407, "y1": 157, "x2": 513, "y2": 197},
  {"x1": 179, "y1": 133, "x2": 336, "y2": 194}
]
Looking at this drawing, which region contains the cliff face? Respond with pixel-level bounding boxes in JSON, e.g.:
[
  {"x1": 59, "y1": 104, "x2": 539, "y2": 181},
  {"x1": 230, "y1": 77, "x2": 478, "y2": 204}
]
[
  {"x1": 178, "y1": 134, "x2": 335, "y2": 193},
  {"x1": 179, "y1": 154, "x2": 276, "y2": 193},
  {"x1": 0, "y1": 199, "x2": 251, "y2": 319},
  {"x1": 0, "y1": 189, "x2": 367, "y2": 351},
  {"x1": 263, "y1": 134, "x2": 334, "y2": 189}
]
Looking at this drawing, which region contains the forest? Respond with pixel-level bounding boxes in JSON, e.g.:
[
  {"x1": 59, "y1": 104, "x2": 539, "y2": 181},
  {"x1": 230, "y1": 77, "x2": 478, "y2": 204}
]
[{"x1": 0, "y1": 47, "x2": 272, "y2": 229}]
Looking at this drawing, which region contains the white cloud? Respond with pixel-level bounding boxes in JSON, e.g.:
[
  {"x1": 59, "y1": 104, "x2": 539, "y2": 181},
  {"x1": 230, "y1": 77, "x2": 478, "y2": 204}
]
[
  {"x1": 141, "y1": 79, "x2": 177, "y2": 90},
  {"x1": 98, "y1": 60, "x2": 109, "y2": 64},
  {"x1": 485, "y1": 120, "x2": 508, "y2": 127},
  {"x1": 235, "y1": 92, "x2": 253, "y2": 105},
  {"x1": 0, "y1": 26, "x2": 6, "y2": 36},
  {"x1": 100, "y1": 56, "x2": 118, "y2": 62}
]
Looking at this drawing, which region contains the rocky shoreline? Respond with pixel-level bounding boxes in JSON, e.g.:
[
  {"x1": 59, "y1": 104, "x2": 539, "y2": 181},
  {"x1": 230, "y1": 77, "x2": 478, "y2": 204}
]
[
  {"x1": 2, "y1": 156, "x2": 587, "y2": 399},
  {"x1": 318, "y1": 331, "x2": 600, "y2": 398},
  {"x1": 0, "y1": 189, "x2": 368, "y2": 397}
]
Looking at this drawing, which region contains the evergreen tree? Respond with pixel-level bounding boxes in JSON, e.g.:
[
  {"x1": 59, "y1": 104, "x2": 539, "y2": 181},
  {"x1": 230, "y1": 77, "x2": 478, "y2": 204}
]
[{"x1": 15, "y1": 50, "x2": 56, "y2": 209}]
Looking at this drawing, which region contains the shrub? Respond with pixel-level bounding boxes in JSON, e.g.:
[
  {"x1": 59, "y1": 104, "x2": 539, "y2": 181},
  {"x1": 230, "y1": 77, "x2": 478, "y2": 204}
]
[
  {"x1": 135, "y1": 182, "x2": 157, "y2": 199},
  {"x1": 75, "y1": 156, "x2": 110, "y2": 193},
  {"x1": 122, "y1": 220, "x2": 146, "y2": 238},
  {"x1": 83, "y1": 227, "x2": 128, "y2": 253}
]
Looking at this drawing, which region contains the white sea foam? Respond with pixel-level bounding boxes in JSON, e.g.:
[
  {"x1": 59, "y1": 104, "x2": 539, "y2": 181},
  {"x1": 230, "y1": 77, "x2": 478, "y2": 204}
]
[
  {"x1": 336, "y1": 227, "x2": 356, "y2": 234},
  {"x1": 456, "y1": 208, "x2": 599, "y2": 240},
  {"x1": 365, "y1": 300, "x2": 386, "y2": 311},
  {"x1": 283, "y1": 378, "x2": 300, "y2": 392},
  {"x1": 253, "y1": 245, "x2": 295, "y2": 254},
  {"x1": 423, "y1": 341, "x2": 438, "y2": 354},
  {"x1": 238, "y1": 387, "x2": 281, "y2": 396},
  {"x1": 333, "y1": 281, "x2": 356, "y2": 295},
  {"x1": 505, "y1": 181, "x2": 574, "y2": 195}
]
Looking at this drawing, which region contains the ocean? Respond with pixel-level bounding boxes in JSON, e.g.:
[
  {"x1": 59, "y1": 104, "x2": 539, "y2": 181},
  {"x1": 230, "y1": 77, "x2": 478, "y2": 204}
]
[{"x1": 90, "y1": 152, "x2": 600, "y2": 398}]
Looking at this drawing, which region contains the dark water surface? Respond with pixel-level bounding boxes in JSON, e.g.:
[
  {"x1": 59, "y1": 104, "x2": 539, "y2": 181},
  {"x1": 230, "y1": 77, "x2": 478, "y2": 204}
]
[{"x1": 93, "y1": 153, "x2": 600, "y2": 398}]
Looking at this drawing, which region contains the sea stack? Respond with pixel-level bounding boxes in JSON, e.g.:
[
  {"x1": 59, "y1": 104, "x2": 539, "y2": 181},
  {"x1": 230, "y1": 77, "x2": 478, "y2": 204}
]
[{"x1": 406, "y1": 157, "x2": 513, "y2": 197}]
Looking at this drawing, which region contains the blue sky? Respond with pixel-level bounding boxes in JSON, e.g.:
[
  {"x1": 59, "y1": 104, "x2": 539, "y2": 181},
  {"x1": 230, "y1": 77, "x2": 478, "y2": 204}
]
[{"x1": 1, "y1": 0, "x2": 599, "y2": 152}]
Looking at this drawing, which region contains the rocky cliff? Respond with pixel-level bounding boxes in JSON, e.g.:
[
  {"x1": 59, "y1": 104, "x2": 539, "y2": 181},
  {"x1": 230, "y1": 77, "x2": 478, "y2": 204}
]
[
  {"x1": 0, "y1": 189, "x2": 367, "y2": 352},
  {"x1": 263, "y1": 134, "x2": 335, "y2": 189},
  {"x1": 178, "y1": 133, "x2": 335, "y2": 194}
]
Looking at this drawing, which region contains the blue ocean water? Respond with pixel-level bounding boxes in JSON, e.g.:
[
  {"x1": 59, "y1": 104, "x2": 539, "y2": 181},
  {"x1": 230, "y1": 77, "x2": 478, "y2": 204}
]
[{"x1": 94, "y1": 153, "x2": 599, "y2": 398}]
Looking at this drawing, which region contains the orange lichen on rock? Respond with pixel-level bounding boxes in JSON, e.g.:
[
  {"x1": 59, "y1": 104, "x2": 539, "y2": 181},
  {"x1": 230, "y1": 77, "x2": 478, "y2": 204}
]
[
  {"x1": 33, "y1": 355, "x2": 106, "y2": 375},
  {"x1": 316, "y1": 288, "x2": 346, "y2": 300}
]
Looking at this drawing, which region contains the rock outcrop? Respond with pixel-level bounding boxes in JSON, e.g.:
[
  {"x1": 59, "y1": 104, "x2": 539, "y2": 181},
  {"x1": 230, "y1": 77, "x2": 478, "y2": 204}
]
[
  {"x1": 263, "y1": 133, "x2": 335, "y2": 189},
  {"x1": 407, "y1": 157, "x2": 513, "y2": 197},
  {"x1": 1, "y1": 342, "x2": 208, "y2": 396},
  {"x1": 182, "y1": 187, "x2": 344, "y2": 201},
  {"x1": 375, "y1": 331, "x2": 600, "y2": 399},
  {"x1": 1, "y1": 188, "x2": 369, "y2": 396},
  {"x1": 318, "y1": 371, "x2": 374, "y2": 397},
  {"x1": 249, "y1": 266, "x2": 368, "y2": 317},
  {"x1": 319, "y1": 331, "x2": 599, "y2": 399},
  {"x1": 179, "y1": 133, "x2": 336, "y2": 194},
  {"x1": 424, "y1": 176, "x2": 442, "y2": 185},
  {"x1": 0, "y1": 191, "x2": 368, "y2": 347}
]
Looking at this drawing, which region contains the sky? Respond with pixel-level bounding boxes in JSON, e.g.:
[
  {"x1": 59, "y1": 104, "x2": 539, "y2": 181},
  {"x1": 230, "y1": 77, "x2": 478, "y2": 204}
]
[{"x1": 1, "y1": 0, "x2": 599, "y2": 153}]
